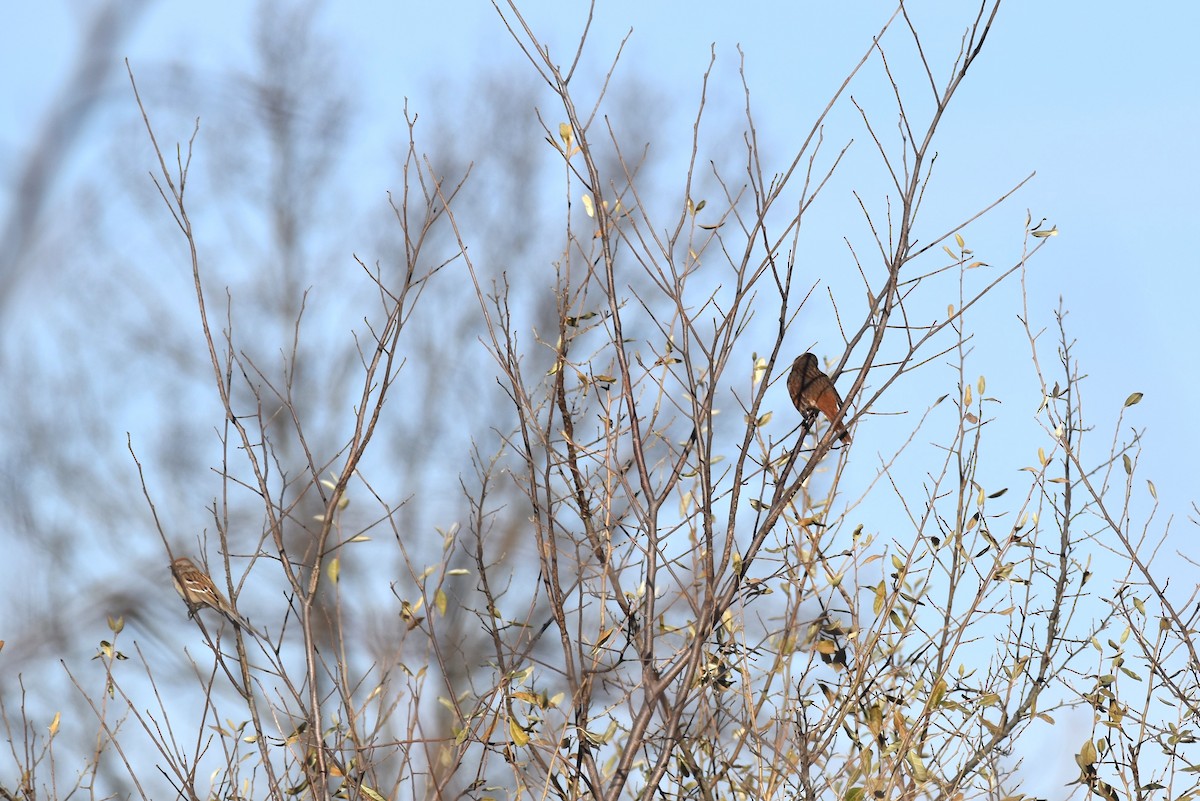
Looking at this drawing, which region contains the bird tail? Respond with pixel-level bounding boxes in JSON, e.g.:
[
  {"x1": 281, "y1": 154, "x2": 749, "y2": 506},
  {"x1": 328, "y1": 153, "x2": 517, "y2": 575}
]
[
  {"x1": 836, "y1": 422, "x2": 852, "y2": 444},
  {"x1": 217, "y1": 601, "x2": 250, "y2": 631}
]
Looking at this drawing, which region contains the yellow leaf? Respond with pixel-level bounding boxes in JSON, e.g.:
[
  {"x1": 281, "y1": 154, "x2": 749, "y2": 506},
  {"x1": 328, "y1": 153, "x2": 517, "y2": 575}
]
[
  {"x1": 509, "y1": 718, "x2": 529, "y2": 747},
  {"x1": 361, "y1": 786, "x2": 387, "y2": 801},
  {"x1": 1124, "y1": 392, "x2": 1143, "y2": 407},
  {"x1": 907, "y1": 750, "x2": 929, "y2": 782},
  {"x1": 977, "y1": 375, "x2": 986, "y2": 395},
  {"x1": 1147, "y1": 480, "x2": 1156, "y2": 499},
  {"x1": 592, "y1": 627, "x2": 616, "y2": 655},
  {"x1": 558, "y1": 122, "x2": 572, "y2": 148},
  {"x1": 930, "y1": 678, "x2": 947, "y2": 707},
  {"x1": 753, "y1": 357, "x2": 768, "y2": 385},
  {"x1": 954, "y1": 233, "x2": 965, "y2": 249},
  {"x1": 435, "y1": 588, "x2": 448, "y2": 617},
  {"x1": 48, "y1": 712, "x2": 61, "y2": 737},
  {"x1": 1076, "y1": 739, "x2": 1097, "y2": 768},
  {"x1": 581, "y1": 194, "x2": 595, "y2": 218},
  {"x1": 964, "y1": 385, "x2": 972, "y2": 406},
  {"x1": 1031, "y1": 226, "x2": 1058, "y2": 238},
  {"x1": 327, "y1": 557, "x2": 340, "y2": 584}
]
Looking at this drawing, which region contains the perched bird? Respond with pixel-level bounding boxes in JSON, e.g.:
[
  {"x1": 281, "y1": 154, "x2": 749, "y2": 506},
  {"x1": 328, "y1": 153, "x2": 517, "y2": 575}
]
[
  {"x1": 788, "y1": 353, "x2": 852, "y2": 444},
  {"x1": 170, "y1": 556, "x2": 248, "y2": 629}
]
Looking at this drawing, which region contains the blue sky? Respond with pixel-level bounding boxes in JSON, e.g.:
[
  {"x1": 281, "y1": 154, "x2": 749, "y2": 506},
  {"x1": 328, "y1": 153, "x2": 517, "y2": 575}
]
[
  {"x1": 6, "y1": 1, "x2": 1197, "y2": 432},
  {"x1": 67, "y1": 0, "x2": 1192, "y2": 543},
  {"x1": 4, "y1": 0, "x2": 1196, "y2": 645},
  {"x1": 1, "y1": 1, "x2": 1197, "y2": 796}
]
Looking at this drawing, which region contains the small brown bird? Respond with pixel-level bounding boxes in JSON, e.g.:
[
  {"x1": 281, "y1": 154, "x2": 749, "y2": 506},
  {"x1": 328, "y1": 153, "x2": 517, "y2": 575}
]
[
  {"x1": 170, "y1": 556, "x2": 248, "y2": 629},
  {"x1": 788, "y1": 353, "x2": 852, "y2": 444}
]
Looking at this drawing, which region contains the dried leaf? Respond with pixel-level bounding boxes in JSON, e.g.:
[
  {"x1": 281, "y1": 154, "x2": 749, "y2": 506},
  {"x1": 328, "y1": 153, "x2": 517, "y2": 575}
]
[
  {"x1": 1076, "y1": 739, "x2": 1097, "y2": 768},
  {"x1": 509, "y1": 718, "x2": 529, "y2": 747},
  {"x1": 752, "y1": 356, "x2": 768, "y2": 385}
]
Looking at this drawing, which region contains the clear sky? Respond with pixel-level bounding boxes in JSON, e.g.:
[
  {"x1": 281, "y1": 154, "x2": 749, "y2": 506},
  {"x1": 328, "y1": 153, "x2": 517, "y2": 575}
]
[
  {"x1": 5, "y1": 1, "x2": 1197, "y2": 463},
  {"x1": 1, "y1": 1, "x2": 1197, "y2": 797},
  {"x1": 9, "y1": 0, "x2": 1194, "y2": 554}
]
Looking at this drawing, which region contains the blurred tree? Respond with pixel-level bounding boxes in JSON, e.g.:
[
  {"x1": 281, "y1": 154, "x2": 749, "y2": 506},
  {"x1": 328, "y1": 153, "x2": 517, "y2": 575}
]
[{"x1": 2, "y1": 3, "x2": 1196, "y2": 801}]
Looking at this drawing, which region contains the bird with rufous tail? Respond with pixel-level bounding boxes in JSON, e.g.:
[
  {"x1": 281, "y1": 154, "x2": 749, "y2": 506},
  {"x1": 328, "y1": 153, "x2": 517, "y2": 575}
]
[{"x1": 787, "y1": 352, "x2": 852, "y2": 444}]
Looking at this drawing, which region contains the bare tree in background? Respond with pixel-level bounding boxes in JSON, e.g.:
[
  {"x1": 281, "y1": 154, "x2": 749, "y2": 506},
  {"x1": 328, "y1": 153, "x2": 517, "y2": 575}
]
[
  {"x1": 3, "y1": 3, "x2": 1198, "y2": 801},
  {"x1": 0, "y1": 0, "x2": 152, "y2": 315}
]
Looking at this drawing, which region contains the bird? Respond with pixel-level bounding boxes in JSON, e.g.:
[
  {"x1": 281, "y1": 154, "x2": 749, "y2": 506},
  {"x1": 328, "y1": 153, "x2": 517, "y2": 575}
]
[
  {"x1": 170, "y1": 556, "x2": 248, "y2": 629},
  {"x1": 787, "y1": 353, "x2": 852, "y2": 444}
]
